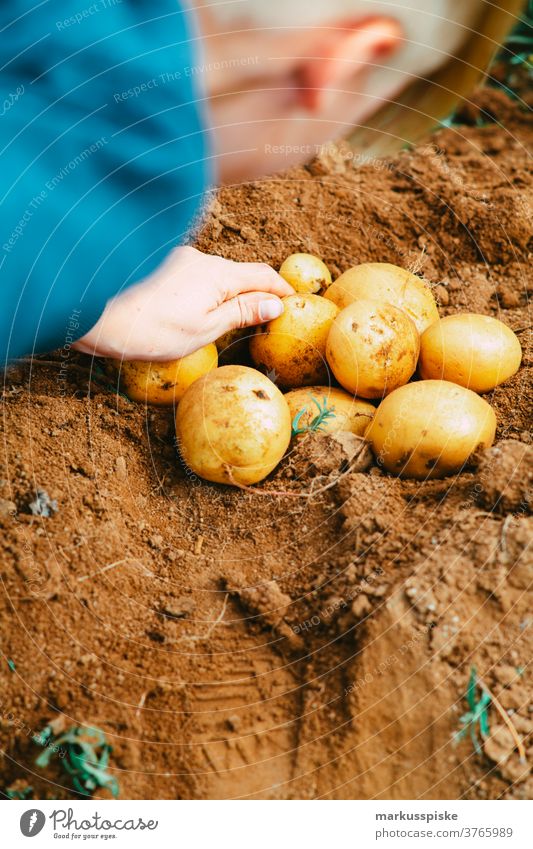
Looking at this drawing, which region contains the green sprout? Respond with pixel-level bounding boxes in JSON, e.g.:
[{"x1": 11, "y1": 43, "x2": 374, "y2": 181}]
[
  {"x1": 34, "y1": 724, "x2": 119, "y2": 798},
  {"x1": 493, "y1": 0, "x2": 533, "y2": 88},
  {"x1": 454, "y1": 666, "x2": 491, "y2": 754},
  {"x1": 292, "y1": 394, "x2": 337, "y2": 436}
]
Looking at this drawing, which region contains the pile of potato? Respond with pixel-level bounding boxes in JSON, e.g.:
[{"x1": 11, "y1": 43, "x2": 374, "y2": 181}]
[{"x1": 112, "y1": 254, "x2": 522, "y2": 486}]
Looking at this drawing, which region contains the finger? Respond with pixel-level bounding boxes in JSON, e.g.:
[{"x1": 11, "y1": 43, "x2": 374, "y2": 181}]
[
  {"x1": 220, "y1": 261, "x2": 294, "y2": 301},
  {"x1": 213, "y1": 292, "x2": 284, "y2": 333}
]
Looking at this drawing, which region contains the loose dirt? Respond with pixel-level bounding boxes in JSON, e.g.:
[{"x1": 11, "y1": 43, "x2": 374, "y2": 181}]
[{"x1": 1, "y1": 88, "x2": 531, "y2": 800}]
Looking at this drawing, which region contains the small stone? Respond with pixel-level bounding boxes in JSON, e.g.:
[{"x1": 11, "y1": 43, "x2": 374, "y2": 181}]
[
  {"x1": 351, "y1": 595, "x2": 372, "y2": 619},
  {"x1": 239, "y1": 226, "x2": 257, "y2": 241},
  {"x1": 495, "y1": 664, "x2": 520, "y2": 688},
  {"x1": 0, "y1": 498, "x2": 16, "y2": 518},
  {"x1": 483, "y1": 725, "x2": 515, "y2": 765},
  {"x1": 236, "y1": 581, "x2": 293, "y2": 631},
  {"x1": 499, "y1": 756, "x2": 531, "y2": 785},
  {"x1": 410, "y1": 588, "x2": 438, "y2": 617},
  {"x1": 115, "y1": 456, "x2": 127, "y2": 481},
  {"x1": 48, "y1": 715, "x2": 67, "y2": 736},
  {"x1": 511, "y1": 714, "x2": 533, "y2": 735},
  {"x1": 160, "y1": 598, "x2": 195, "y2": 620},
  {"x1": 28, "y1": 489, "x2": 58, "y2": 518}
]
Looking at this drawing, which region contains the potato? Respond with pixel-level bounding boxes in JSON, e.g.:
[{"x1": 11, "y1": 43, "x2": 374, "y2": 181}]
[
  {"x1": 250, "y1": 294, "x2": 339, "y2": 389},
  {"x1": 365, "y1": 379, "x2": 496, "y2": 479},
  {"x1": 419, "y1": 313, "x2": 522, "y2": 393},
  {"x1": 285, "y1": 386, "x2": 374, "y2": 437},
  {"x1": 279, "y1": 253, "x2": 332, "y2": 295},
  {"x1": 113, "y1": 344, "x2": 217, "y2": 406},
  {"x1": 215, "y1": 327, "x2": 249, "y2": 363},
  {"x1": 326, "y1": 299, "x2": 419, "y2": 399},
  {"x1": 324, "y1": 262, "x2": 439, "y2": 333},
  {"x1": 175, "y1": 365, "x2": 291, "y2": 486}
]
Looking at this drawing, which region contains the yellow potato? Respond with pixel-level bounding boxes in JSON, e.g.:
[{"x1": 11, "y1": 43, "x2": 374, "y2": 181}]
[
  {"x1": 215, "y1": 327, "x2": 250, "y2": 363},
  {"x1": 365, "y1": 379, "x2": 496, "y2": 479},
  {"x1": 113, "y1": 344, "x2": 218, "y2": 406},
  {"x1": 250, "y1": 294, "x2": 339, "y2": 389},
  {"x1": 419, "y1": 313, "x2": 522, "y2": 393},
  {"x1": 175, "y1": 365, "x2": 291, "y2": 486},
  {"x1": 324, "y1": 262, "x2": 439, "y2": 334},
  {"x1": 285, "y1": 386, "x2": 374, "y2": 436},
  {"x1": 326, "y1": 299, "x2": 419, "y2": 399},
  {"x1": 279, "y1": 253, "x2": 332, "y2": 295}
]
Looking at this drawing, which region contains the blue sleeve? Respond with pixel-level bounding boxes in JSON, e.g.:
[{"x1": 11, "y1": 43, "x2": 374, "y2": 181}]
[{"x1": 0, "y1": 1, "x2": 211, "y2": 363}]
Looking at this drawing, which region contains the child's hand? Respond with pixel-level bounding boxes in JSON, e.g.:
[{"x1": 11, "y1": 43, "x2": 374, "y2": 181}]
[{"x1": 73, "y1": 246, "x2": 294, "y2": 361}]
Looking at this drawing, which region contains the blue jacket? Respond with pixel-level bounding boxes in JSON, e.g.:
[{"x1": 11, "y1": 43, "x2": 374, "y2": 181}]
[{"x1": 1, "y1": 1, "x2": 210, "y2": 363}]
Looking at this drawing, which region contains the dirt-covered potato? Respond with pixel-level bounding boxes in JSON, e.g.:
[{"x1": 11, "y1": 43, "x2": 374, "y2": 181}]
[
  {"x1": 419, "y1": 313, "x2": 522, "y2": 392},
  {"x1": 250, "y1": 294, "x2": 339, "y2": 389},
  {"x1": 112, "y1": 344, "x2": 218, "y2": 406},
  {"x1": 324, "y1": 262, "x2": 439, "y2": 334},
  {"x1": 365, "y1": 379, "x2": 497, "y2": 479},
  {"x1": 326, "y1": 299, "x2": 419, "y2": 399},
  {"x1": 175, "y1": 365, "x2": 291, "y2": 486},
  {"x1": 279, "y1": 253, "x2": 332, "y2": 295},
  {"x1": 285, "y1": 386, "x2": 374, "y2": 437},
  {"x1": 289, "y1": 431, "x2": 374, "y2": 478}
]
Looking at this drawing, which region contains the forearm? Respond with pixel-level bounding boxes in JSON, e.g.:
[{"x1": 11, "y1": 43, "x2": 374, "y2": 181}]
[{"x1": 0, "y1": 1, "x2": 209, "y2": 363}]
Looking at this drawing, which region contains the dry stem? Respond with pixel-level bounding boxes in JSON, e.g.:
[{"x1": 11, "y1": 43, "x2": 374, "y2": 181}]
[{"x1": 478, "y1": 676, "x2": 527, "y2": 762}]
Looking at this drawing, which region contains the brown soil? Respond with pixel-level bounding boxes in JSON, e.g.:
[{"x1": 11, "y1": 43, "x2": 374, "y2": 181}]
[{"x1": 1, "y1": 88, "x2": 532, "y2": 801}]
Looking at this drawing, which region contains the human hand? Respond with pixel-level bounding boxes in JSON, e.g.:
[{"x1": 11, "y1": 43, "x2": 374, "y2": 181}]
[{"x1": 73, "y1": 246, "x2": 293, "y2": 361}]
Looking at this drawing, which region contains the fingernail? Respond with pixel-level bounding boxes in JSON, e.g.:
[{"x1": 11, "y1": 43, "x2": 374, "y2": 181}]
[{"x1": 260, "y1": 299, "x2": 283, "y2": 321}]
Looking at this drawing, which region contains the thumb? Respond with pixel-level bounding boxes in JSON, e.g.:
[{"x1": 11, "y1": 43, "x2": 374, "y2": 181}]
[{"x1": 214, "y1": 292, "x2": 284, "y2": 332}]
